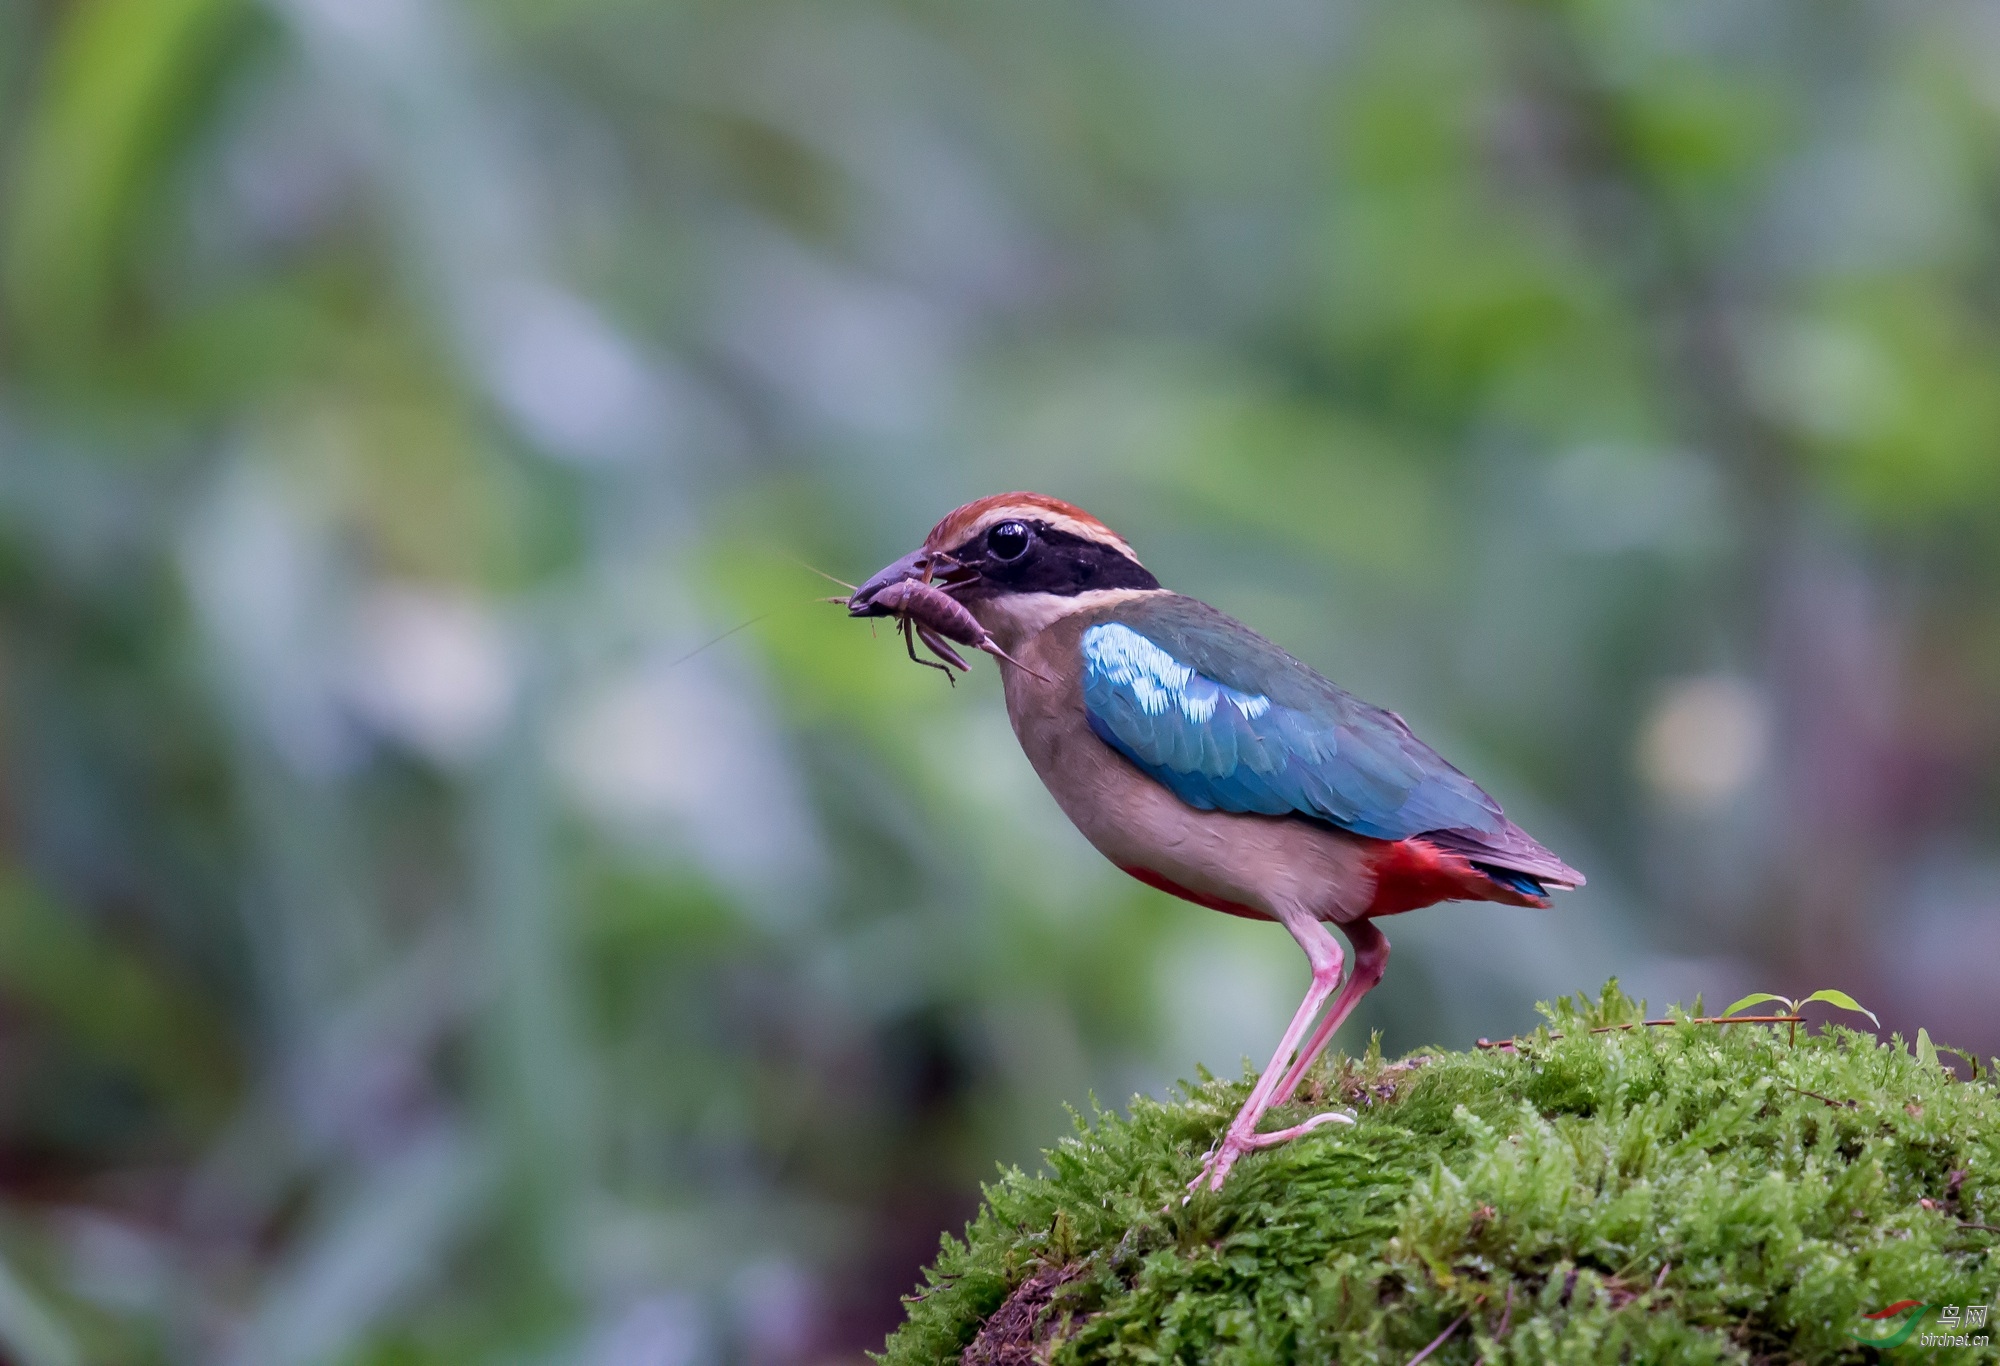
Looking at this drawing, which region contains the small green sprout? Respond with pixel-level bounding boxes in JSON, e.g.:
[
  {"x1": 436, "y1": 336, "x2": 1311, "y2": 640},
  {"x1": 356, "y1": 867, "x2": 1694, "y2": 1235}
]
[{"x1": 1720, "y1": 988, "x2": 1881, "y2": 1027}]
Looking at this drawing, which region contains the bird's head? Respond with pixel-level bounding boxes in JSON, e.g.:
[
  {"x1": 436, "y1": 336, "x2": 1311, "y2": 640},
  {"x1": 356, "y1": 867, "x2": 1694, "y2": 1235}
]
[{"x1": 851, "y1": 492, "x2": 1161, "y2": 648}]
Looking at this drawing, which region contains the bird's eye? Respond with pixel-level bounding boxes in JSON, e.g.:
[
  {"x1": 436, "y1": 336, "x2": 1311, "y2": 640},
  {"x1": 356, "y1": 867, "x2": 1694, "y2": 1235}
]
[{"x1": 987, "y1": 521, "x2": 1031, "y2": 561}]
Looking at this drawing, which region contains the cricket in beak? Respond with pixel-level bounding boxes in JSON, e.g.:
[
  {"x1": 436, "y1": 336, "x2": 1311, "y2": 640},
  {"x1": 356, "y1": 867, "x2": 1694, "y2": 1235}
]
[{"x1": 843, "y1": 549, "x2": 1041, "y2": 682}]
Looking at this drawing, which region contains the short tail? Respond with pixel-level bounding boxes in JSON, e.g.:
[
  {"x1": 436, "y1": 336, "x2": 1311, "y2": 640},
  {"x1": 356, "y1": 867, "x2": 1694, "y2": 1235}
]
[
  {"x1": 1428, "y1": 823, "x2": 1585, "y2": 894},
  {"x1": 1470, "y1": 862, "x2": 1550, "y2": 900}
]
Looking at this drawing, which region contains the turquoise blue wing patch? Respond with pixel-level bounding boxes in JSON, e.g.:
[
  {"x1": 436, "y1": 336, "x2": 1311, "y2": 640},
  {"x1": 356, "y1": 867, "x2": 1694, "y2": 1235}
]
[{"x1": 1079, "y1": 613, "x2": 1507, "y2": 843}]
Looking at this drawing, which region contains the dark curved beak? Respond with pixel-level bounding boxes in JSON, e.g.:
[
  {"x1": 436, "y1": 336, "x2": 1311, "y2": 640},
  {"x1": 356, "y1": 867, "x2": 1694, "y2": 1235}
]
[
  {"x1": 849, "y1": 550, "x2": 930, "y2": 617},
  {"x1": 848, "y1": 549, "x2": 976, "y2": 617}
]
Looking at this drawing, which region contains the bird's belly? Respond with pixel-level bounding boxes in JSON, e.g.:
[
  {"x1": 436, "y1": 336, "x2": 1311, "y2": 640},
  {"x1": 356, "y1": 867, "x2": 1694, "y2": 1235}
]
[{"x1": 1000, "y1": 651, "x2": 1375, "y2": 923}]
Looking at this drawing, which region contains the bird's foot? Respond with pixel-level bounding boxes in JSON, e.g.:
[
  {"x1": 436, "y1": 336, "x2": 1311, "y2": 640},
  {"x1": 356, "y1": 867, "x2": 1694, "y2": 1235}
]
[{"x1": 1186, "y1": 1109, "x2": 1355, "y2": 1196}]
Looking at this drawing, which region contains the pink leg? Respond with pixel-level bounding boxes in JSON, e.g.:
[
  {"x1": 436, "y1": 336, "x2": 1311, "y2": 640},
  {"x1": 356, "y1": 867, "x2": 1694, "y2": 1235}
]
[
  {"x1": 1270, "y1": 920, "x2": 1388, "y2": 1107},
  {"x1": 1192, "y1": 912, "x2": 1347, "y2": 1193}
]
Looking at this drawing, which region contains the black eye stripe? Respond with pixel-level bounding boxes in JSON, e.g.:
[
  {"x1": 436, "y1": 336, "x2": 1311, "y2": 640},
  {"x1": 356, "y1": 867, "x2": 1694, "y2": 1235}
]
[{"x1": 944, "y1": 522, "x2": 1160, "y2": 599}]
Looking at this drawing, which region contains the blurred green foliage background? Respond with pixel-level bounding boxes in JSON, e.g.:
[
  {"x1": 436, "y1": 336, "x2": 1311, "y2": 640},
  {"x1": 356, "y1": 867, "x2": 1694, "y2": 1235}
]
[{"x1": 2, "y1": 0, "x2": 1999, "y2": 1359}]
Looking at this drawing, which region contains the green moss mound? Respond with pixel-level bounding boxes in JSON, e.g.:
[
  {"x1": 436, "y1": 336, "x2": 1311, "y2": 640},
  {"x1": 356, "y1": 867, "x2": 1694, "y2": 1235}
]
[{"x1": 883, "y1": 984, "x2": 2000, "y2": 1364}]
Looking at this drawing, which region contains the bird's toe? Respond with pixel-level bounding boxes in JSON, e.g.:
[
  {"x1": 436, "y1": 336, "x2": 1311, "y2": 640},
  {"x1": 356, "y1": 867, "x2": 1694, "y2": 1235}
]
[{"x1": 1241, "y1": 1109, "x2": 1355, "y2": 1149}]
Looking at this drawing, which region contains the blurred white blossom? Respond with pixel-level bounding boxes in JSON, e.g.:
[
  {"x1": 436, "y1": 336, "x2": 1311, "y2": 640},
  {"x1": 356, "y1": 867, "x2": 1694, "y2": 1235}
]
[
  {"x1": 181, "y1": 463, "x2": 361, "y2": 778},
  {"x1": 1639, "y1": 676, "x2": 1772, "y2": 809},
  {"x1": 582, "y1": 1294, "x2": 709, "y2": 1366},
  {"x1": 346, "y1": 584, "x2": 515, "y2": 765},
  {"x1": 475, "y1": 281, "x2": 674, "y2": 465},
  {"x1": 551, "y1": 654, "x2": 825, "y2": 923}
]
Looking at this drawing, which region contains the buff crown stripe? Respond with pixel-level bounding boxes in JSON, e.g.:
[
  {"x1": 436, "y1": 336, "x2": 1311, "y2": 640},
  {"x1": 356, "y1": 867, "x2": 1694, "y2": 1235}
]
[{"x1": 925, "y1": 492, "x2": 1138, "y2": 561}]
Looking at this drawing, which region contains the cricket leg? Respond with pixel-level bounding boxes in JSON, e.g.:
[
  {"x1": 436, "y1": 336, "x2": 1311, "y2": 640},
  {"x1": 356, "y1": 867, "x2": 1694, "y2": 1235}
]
[
  {"x1": 901, "y1": 621, "x2": 959, "y2": 680},
  {"x1": 914, "y1": 623, "x2": 972, "y2": 672}
]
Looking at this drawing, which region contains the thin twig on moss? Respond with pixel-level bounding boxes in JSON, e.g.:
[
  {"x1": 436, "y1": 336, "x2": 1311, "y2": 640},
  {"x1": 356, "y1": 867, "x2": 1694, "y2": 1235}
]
[
  {"x1": 1477, "y1": 1015, "x2": 1805, "y2": 1051},
  {"x1": 1779, "y1": 1083, "x2": 1859, "y2": 1109},
  {"x1": 1405, "y1": 1310, "x2": 1470, "y2": 1365}
]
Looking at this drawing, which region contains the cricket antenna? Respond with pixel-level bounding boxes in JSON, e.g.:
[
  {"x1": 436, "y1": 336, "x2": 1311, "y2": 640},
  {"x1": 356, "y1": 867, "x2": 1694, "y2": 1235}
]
[
  {"x1": 664, "y1": 613, "x2": 771, "y2": 670},
  {"x1": 790, "y1": 556, "x2": 859, "y2": 593}
]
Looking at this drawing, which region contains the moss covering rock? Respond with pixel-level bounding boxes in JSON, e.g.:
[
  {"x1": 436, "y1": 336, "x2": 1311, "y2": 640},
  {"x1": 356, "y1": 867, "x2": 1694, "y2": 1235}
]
[{"x1": 883, "y1": 984, "x2": 2000, "y2": 1364}]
